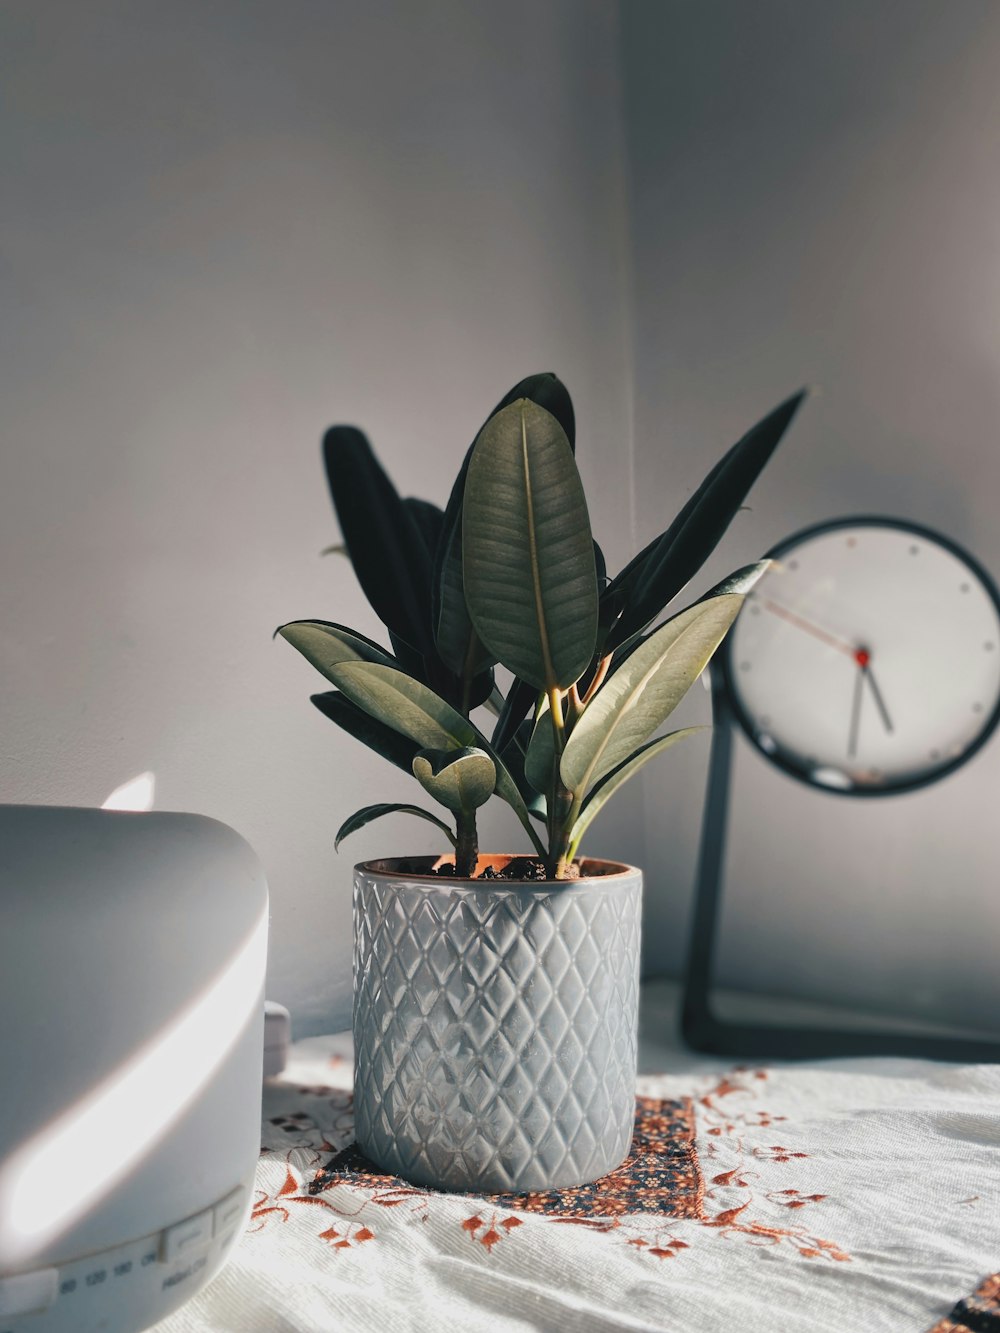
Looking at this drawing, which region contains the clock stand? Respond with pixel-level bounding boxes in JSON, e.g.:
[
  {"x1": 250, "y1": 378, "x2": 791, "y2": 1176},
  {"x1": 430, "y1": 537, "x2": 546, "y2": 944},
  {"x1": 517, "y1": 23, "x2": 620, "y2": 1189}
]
[{"x1": 681, "y1": 660, "x2": 1000, "y2": 1062}]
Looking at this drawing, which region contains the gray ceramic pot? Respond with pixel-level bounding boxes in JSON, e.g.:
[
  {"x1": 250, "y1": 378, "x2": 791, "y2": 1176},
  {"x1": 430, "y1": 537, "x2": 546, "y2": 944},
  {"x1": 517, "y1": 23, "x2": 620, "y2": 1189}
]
[{"x1": 352, "y1": 855, "x2": 641, "y2": 1193}]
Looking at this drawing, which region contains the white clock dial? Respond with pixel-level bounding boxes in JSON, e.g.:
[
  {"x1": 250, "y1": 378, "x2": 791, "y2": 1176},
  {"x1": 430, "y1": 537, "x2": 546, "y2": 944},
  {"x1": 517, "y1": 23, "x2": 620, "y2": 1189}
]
[{"x1": 725, "y1": 518, "x2": 1000, "y2": 793}]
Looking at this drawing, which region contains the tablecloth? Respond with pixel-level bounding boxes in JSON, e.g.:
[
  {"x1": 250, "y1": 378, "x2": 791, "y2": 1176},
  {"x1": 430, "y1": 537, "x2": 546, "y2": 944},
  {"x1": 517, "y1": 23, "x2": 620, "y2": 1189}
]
[{"x1": 156, "y1": 1034, "x2": 1000, "y2": 1332}]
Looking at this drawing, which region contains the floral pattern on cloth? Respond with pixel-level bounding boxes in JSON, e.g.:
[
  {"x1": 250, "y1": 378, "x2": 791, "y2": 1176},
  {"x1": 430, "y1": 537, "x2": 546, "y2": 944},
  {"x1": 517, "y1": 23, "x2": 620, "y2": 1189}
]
[
  {"x1": 154, "y1": 1034, "x2": 1000, "y2": 1333},
  {"x1": 311, "y1": 1094, "x2": 706, "y2": 1221},
  {"x1": 261, "y1": 1059, "x2": 852, "y2": 1265}
]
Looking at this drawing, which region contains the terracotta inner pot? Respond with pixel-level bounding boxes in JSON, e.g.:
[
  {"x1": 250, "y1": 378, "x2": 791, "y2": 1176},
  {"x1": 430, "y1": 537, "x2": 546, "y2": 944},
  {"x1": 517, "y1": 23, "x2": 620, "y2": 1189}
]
[{"x1": 360, "y1": 853, "x2": 638, "y2": 881}]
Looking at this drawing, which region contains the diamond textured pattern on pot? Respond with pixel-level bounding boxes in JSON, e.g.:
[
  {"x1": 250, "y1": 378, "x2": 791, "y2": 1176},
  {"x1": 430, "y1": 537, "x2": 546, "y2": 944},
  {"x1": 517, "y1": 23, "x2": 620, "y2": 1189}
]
[{"x1": 353, "y1": 870, "x2": 641, "y2": 1192}]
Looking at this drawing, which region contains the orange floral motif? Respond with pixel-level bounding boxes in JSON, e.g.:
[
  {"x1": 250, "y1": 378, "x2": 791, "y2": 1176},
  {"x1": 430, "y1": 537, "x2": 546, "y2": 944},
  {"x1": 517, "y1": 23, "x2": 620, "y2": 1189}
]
[
  {"x1": 462, "y1": 1213, "x2": 523, "y2": 1252},
  {"x1": 695, "y1": 1067, "x2": 850, "y2": 1264},
  {"x1": 318, "y1": 1223, "x2": 376, "y2": 1251},
  {"x1": 628, "y1": 1233, "x2": 690, "y2": 1259}
]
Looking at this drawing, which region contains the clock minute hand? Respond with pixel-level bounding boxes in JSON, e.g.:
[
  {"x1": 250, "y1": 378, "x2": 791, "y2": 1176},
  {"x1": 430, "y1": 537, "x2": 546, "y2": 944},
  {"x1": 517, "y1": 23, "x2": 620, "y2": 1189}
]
[
  {"x1": 861, "y1": 657, "x2": 894, "y2": 735},
  {"x1": 760, "y1": 598, "x2": 857, "y2": 657}
]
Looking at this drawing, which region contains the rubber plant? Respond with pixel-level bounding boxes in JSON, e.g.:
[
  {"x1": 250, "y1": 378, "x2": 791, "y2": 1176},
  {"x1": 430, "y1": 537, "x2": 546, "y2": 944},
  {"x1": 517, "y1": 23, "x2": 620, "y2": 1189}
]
[{"x1": 278, "y1": 374, "x2": 806, "y2": 879}]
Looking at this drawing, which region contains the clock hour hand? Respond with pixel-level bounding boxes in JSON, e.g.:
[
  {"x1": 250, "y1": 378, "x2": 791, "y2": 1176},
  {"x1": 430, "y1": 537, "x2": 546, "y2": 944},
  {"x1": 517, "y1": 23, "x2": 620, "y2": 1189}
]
[{"x1": 848, "y1": 659, "x2": 864, "y2": 758}]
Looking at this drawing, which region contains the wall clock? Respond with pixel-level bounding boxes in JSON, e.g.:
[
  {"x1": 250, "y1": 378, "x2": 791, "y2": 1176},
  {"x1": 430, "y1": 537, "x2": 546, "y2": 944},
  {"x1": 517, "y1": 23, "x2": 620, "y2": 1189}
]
[{"x1": 681, "y1": 515, "x2": 1000, "y2": 1060}]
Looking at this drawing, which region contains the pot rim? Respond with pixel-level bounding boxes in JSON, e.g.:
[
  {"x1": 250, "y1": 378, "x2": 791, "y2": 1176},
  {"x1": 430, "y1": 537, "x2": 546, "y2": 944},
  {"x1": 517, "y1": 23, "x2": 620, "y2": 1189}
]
[{"x1": 355, "y1": 853, "x2": 641, "y2": 885}]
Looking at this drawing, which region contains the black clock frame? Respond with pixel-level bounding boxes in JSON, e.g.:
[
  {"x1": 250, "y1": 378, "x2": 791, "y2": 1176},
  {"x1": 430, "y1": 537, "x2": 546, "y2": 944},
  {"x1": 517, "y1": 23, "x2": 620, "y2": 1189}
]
[
  {"x1": 721, "y1": 514, "x2": 1000, "y2": 797},
  {"x1": 681, "y1": 513, "x2": 1000, "y2": 1061}
]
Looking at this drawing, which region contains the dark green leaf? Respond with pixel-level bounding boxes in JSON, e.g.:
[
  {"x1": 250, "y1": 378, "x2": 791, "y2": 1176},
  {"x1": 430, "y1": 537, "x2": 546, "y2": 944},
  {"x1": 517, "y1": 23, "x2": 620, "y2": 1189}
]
[
  {"x1": 433, "y1": 373, "x2": 575, "y2": 675},
  {"x1": 561, "y1": 592, "x2": 745, "y2": 794},
  {"x1": 334, "y1": 803, "x2": 456, "y2": 852},
  {"x1": 524, "y1": 705, "x2": 557, "y2": 795},
  {"x1": 604, "y1": 391, "x2": 807, "y2": 649},
  {"x1": 593, "y1": 539, "x2": 607, "y2": 588},
  {"x1": 463, "y1": 400, "x2": 598, "y2": 690},
  {"x1": 276, "y1": 620, "x2": 397, "y2": 674},
  {"x1": 311, "y1": 692, "x2": 420, "y2": 773},
  {"x1": 327, "y1": 662, "x2": 479, "y2": 751},
  {"x1": 491, "y1": 677, "x2": 538, "y2": 754},
  {"x1": 387, "y1": 630, "x2": 428, "y2": 683},
  {"x1": 323, "y1": 426, "x2": 435, "y2": 654},
  {"x1": 404, "y1": 497, "x2": 445, "y2": 555},
  {"x1": 411, "y1": 747, "x2": 496, "y2": 812},
  {"x1": 498, "y1": 728, "x2": 547, "y2": 819},
  {"x1": 568, "y1": 728, "x2": 705, "y2": 856}
]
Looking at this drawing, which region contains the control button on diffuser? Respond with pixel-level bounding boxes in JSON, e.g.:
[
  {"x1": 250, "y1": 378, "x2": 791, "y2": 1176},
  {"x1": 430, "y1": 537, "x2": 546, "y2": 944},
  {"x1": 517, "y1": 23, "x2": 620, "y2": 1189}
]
[
  {"x1": 0, "y1": 1268, "x2": 58, "y2": 1317},
  {"x1": 160, "y1": 1208, "x2": 214, "y2": 1262}
]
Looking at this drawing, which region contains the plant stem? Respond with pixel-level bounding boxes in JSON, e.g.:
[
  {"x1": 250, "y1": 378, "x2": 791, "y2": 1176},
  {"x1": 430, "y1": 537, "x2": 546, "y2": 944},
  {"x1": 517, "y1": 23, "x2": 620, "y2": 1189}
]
[
  {"x1": 547, "y1": 688, "x2": 566, "y2": 753},
  {"x1": 454, "y1": 807, "x2": 479, "y2": 879},
  {"x1": 581, "y1": 654, "x2": 612, "y2": 705}
]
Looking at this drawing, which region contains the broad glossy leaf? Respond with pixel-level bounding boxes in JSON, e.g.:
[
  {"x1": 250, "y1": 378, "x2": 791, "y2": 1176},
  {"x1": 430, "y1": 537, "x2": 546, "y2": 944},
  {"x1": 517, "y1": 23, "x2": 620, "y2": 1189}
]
[
  {"x1": 463, "y1": 400, "x2": 598, "y2": 690},
  {"x1": 568, "y1": 728, "x2": 705, "y2": 855},
  {"x1": 610, "y1": 561, "x2": 772, "y2": 664},
  {"x1": 435, "y1": 517, "x2": 492, "y2": 677},
  {"x1": 328, "y1": 663, "x2": 545, "y2": 854},
  {"x1": 434, "y1": 373, "x2": 575, "y2": 675},
  {"x1": 334, "y1": 803, "x2": 455, "y2": 852},
  {"x1": 412, "y1": 747, "x2": 496, "y2": 812},
  {"x1": 498, "y1": 728, "x2": 547, "y2": 819},
  {"x1": 404, "y1": 497, "x2": 445, "y2": 555},
  {"x1": 604, "y1": 391, "x2": 806, "y2": 649},
  {"x1": 311, "y1": 691, "x2": 420, "y2": 773},
  {"x1": 491, "y1": 676, "x2": 538, "y2": 753},
  {"x1": 593, "y1": 539, "x2": 607, "y2": 588},
  {"x1": 474, "y1": 732, "x2": 548, "y2": 856},
  {"x1": 387, "y1": 630, "x2": 428, "y2": 684},
  {"x1": 277, "y1": 620, "x2": 397, "y2": 679},
  {"x1": 524, "y1": 705, "x2": 556, "y2": 795},
  {"x1": 328, "y1": 662, "x2": 478, "y2": 751},
  {"x1": 560, "y1": 593, "x2": 745, "y2": 794},
  {"x1": 323, "y1": 427, "x2": 434, "y2": 654}
]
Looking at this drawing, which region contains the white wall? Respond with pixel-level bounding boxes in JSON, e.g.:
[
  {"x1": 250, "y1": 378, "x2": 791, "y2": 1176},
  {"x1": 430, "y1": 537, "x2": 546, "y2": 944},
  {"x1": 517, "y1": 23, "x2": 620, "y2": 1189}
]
[
  {"x1": 621, "y1": 0, "x2": 1000, "y2": 1029},
  {"x1": 9, "y1": 0, "x2": 998, "y2": 1040},
  {"x1": 0, "y1": 0, "x2": 637, "y2": 1036}
]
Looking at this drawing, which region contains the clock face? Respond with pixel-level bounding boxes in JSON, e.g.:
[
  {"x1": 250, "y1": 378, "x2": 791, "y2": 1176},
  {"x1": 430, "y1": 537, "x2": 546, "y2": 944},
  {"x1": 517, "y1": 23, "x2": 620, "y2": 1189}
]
[{"x1": 723, "y1": 517, "x2": 1000, "y2": 794}]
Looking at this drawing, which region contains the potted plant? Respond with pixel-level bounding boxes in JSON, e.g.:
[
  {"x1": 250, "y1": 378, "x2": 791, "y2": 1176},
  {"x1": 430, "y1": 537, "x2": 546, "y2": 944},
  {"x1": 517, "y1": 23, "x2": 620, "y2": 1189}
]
[{"x1": 278, "y1": 373, "x2": 804, "y2": 1193}]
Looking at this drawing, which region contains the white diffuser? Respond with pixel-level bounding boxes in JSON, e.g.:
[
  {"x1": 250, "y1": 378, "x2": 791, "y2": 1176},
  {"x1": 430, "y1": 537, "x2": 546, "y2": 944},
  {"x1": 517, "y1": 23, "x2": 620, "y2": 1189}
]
[{"x1": 0, "y1": 806, "x2": 268, "y2": 1333}]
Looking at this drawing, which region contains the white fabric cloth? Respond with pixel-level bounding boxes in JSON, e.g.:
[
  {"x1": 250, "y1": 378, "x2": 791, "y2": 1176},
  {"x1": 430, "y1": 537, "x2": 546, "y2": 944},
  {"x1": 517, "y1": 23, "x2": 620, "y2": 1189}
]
[{"x1": 156, "y1": 1034, "x2": 1000, "y2": 1333}]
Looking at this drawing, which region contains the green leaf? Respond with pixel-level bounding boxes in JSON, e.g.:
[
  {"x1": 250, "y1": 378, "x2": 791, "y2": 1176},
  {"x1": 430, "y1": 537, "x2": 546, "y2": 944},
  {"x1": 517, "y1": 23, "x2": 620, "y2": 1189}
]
[
  {"x1": 568, "y1": 728, "x2": 705, "y2": 856},
  {"x1": 434, "y1": 517, "x2": 494, "y2": 676},
  {"x1": 560, "y1": 593, "x2": 746, "y2": 794},
  {"x1": 433, "y1": 373, "x2": 574, "y2": 676},
  {"x1": 610, "y1": 561, "x2": 772, "y2": 663},
  {"x1": 463, "y1": 399, "x2": 598, "y2": 690},
  {"x1": 334, "y1": 803, "x2": 456, "y2": 852},
  {"x1": 404, "y1": 497, "x2": 445, "y2": 555},
  {"x1": 604, "y1": 391, "x2": 807, "y2": 650},
  {"x1": 475, "y1": 733, "x2": 548, "y2": 856},
  {"x1": 498, "y1": 727, "x2": 547, "y2": 819},
  {"x1": 412, "y1": 747, "x2": 497, "y2": 813},
  {"x1": 323, "y1": 427, "x2": 435, "y2": 654},
  {"x1": 491, "y1": 676, "x2": 538, "y2": 754},
  {"x1": 324, "y1": 661, "x2": 545, "y2": 856},
  {"x1": 327, "y1": 662, "x2": 478, "y2": 751},
  {"x1": 277, "y1": 620, "x2": 397, "y2": 679},
  {"x1": 311, "y1": 691, "x2": 420, "y2": 773},
  {"x1": 524, "y1": 704, "x2": 556, "y2": 795}
]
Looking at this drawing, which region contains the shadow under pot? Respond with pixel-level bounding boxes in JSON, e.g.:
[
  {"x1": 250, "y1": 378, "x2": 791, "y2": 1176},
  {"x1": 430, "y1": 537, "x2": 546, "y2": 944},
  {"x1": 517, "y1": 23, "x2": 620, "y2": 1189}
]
[{"x1": 352, "y1": 855, "x2": 642, "y2": 1193}]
